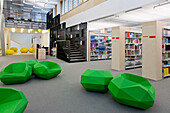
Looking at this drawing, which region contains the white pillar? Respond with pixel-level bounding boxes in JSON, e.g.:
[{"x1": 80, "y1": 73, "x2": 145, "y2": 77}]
[{"x1": 0, "y1": 0, "x2": 5, "y2": 56}]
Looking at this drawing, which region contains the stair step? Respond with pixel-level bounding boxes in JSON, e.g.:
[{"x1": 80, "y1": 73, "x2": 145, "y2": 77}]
[
  {"x1": 70, "y1": 59, "x2": 86, "y2": 62},
  {"x1": 70, "y1": 50, "x2": 80, "y2": 52},
  {"x1": 70, "y1": 54, "x2": 83, "y2": 57},
  {"x1": 70, "y1": 56, "x2": 84, "y2": 59},
  {"x1": 70, "y1": 51, "x2": 81, "y2": 54}
]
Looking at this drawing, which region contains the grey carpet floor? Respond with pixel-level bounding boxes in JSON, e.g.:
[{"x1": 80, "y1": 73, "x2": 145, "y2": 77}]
[{"x1": 0, "y1": 55, "x2": 170, "y2": 113}]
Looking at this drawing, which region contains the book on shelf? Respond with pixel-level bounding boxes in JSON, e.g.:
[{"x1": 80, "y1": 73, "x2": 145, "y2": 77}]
[
  {"x1": 162, "y1": 68, "x2": 170, "y2": 77},
  {"x1": 163, "y1": 29, "x2": 170, "y2": 36},
  {"x1": 125, "y1": 39, "x2": 142, "y2": 44},
  {"x1": 125, "y1": 32, "x2": 142, "y2": 38}
]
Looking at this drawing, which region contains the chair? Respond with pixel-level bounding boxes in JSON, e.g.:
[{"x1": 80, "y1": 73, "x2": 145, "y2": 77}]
[
  {"x1": 108, "y1": 73, "x2": 155, "y2": 109},
  {"x1": 0, "y1": 88, "x2": 28, "y2": 113},
  {"x1": 0, "y1": 63, "x2": 32, "y2": 85},
  {"x1": 33, "y1": 61, "x2": 61, "y2": 79},
  {"x1": 81, "y1": 69, "x2": 113, "y2": 92}
]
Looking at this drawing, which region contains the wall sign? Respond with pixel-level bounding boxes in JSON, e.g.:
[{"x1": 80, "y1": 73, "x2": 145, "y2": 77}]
[
  {"x1": 149, "y1": 36, "x2": 156, "y2": 38},
  {"x1": 116, "y1": 37, "x2": 119, "y2": 39},
  {"x1": 143, "y1": 36, "x2": 148, "y2": 38}
]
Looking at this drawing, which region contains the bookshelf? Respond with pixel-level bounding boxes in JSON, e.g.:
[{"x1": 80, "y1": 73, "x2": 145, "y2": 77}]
[
  {"x1": 111, "y1": 26, "x2": 142, "y2": 71},
  {"x1": 125, "y1": 31, "x2": 142, "y2": 69},
  {"x1": 142, "y1": 21, "x2": 168, "y2": 81},
  {"x1": 162, "y1": 28, "x2": 170, "y2": 78},
  {"x1": 89, "y1": 33, "x2": 112, "y2": 61}
]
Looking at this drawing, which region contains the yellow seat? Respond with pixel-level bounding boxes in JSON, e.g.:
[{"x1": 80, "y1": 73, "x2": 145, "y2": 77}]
[
  {"x1": 28, "y1": 47, "x2": 33, "y2": 53},
  {"x1": 20, "y1": 48, "x2": 28, "y2": 53},
  {"x1": 6, "y1": 49, "x2": 14, "y2": 55},
  {"x1": 10, "y1": 47, "x2": 18, "y2": 52}
]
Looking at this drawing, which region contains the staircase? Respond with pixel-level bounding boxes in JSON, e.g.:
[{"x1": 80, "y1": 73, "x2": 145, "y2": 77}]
[{"x1": 69, "y1": 44, "x2": 86, "y2": 63}]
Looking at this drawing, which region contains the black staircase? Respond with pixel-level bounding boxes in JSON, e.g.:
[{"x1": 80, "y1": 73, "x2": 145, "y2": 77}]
[
  {"x1": 57, "y1": 40, "x2": 86, "y2": 63},
  {"x1": 69, "y1": 43, "x2": 86, "y2": 62}
]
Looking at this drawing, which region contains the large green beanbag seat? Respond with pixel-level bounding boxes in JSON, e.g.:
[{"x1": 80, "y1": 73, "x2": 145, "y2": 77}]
[
  {"x1": 0, "y1": 63, "x2": 32, "y2": 85},
  {"x1": 0, "y1": 88, "x2": 28, "y2": 113},
  {"x1": 81, "y1": 69, "x2": 113, "y2": 92},
  {"x1": 19, "y1": 60, "x2": 38, "y2": 68},
  {"x1": 33, "y1": 61, "x2": 61, "y2": 79},
  {"x1": 108, "y1": 73, "x2": 155, "y2": 109}
]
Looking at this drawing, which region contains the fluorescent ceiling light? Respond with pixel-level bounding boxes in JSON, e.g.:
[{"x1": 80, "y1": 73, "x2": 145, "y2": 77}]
[
  {"x1": 23, "y1": 9, "x2": 30, "y2": 12},
  {"x1": 36, "y1": 0, "x2": 58, "y2": 4},
  {"x1": 23, "y1": 0, "x2": 34, "y2": 5},
  {"x1": 47, "y1": 1, "x2": 58, "y2": 5},
  {"x1": 12, "y1": 3, "x2": 24, "y2": 6},
  {"x1": 33, "y1": 5, "x2": 42, "y2": 9},
  {"x1": 35, "y1": 0, "x2": 48, "y2": 3}
]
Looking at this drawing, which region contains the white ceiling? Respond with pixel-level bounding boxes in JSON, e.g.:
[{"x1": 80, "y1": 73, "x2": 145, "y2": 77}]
[{"x1": 88, "y1": 0, "x2": 170, "y2": 30}]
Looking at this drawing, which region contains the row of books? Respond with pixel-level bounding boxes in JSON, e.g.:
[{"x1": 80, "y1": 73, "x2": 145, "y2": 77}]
[
  {"x1": 126, "y1": 45, "x2": 142, "y2": 50},
  {"x1": 91, "y1": 40, "x2": 112, "y2": 43},
  {"x1": 90, "y1": 36, "x2": 112, "y2": 40},
  {"x1": 91, "y1": 55, "x2": 108, "y2": 60},
  {"x1": 90, "y1": 48, "x2": 97, "y2": 52},
  {"x1": 125, "y1": 39, "x2": 142, "y2": 43},
  {"x1": 162, "y1": 53, "x2": 169, "y2": 60},
  {"x1": 162, "y1": 44, "x2": 170, "y2": 52},
  {"x1": 163, "y1": 29, "x2": 170, "y2": 36},
  {"x1": 162, "y1": 68, "x2": 170, "y2": 77},
  {"x1": 91, "y1": 51, "x2": 111, "y2": 55},
  {"x1": 162, "y1": 37, "x2": 170, "y2": 43},
  {"x1": 125, "y1": 50, "x2": 142, "y2": 56},
  {"x1": 125, "y1": 32, "x2": 142, "y2": 38},
  {"x1": 91, "y1": 44, "x2": 97, "y2": 48}
]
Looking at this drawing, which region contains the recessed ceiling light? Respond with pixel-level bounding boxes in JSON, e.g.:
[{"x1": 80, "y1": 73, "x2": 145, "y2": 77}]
[
  {"x1": 12, "y1": 28, "x2": 15, "y2": 32},
  {"x1": 21, "y1": 28, "x2": 24, "y2": 32},
  {"x1": 33, "y1": 5, "x2": 42, "y2": 9}
]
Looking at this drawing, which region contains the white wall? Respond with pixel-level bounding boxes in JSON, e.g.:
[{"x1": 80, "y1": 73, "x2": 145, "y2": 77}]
[
  {"x1": 62, "y1": 0, "x2": 161, "y2": 27},
  {"x1": 10, "y1": 32, "x2": 42, "y2": 52},
  {"x1": 41, "y1": 32, "x2": 50, "y2": 47}
]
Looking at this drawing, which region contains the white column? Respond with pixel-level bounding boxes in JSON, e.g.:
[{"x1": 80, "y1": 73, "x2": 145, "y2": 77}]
[{"x1": 0, "y1": 0, "x2": 5, "y2": 56}]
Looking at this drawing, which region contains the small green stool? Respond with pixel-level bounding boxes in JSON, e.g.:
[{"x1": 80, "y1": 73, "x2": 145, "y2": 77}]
[
  {"x1": 81, "y1": 69, "x2": 113, "y2": 93},
  {"x1": 33, "y1": 61, "x2": 61, "y2": 79},
  {"x1": 0, "y1": 88, "x2": 28, "y2": 113},
  {"x1": 108, "y1": 73, "x2": 155, "y2": 109}
]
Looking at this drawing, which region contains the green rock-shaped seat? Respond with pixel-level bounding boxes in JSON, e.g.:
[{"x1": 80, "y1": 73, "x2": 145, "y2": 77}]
[
  {"x1": 0, "y1": 88, "x2": 28, "y2": 113},
  {"x1": 81, "y1": 69, "x2": 113, "y2": 92},
  {"x1": 0, "y1": 63, "x2": 32, "y2": 85},
  {"x1": 19, "y1": 60, "x2": 38, "y2": 68},
  {"x1": 108, "y1": 73, "x2": 155, "y2": 109},
  {"x1": 33, "y1": 61, "x2": 61, "y2": 79}
]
